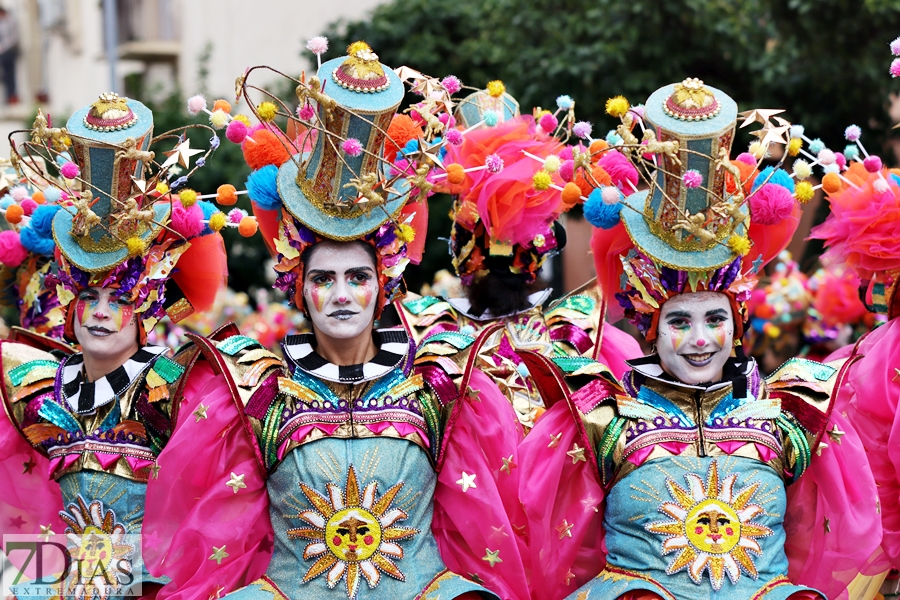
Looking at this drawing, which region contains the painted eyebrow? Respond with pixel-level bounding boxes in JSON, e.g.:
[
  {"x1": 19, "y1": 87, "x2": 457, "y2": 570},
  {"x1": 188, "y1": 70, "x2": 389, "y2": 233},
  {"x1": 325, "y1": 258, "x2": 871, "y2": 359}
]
[
  {"x1": 345, "y1": 266, "x2": 375, "y2": 275},
  {"x1": 665, "y1": 310, "x2": 692, "y2": 319},
  {"x1": 307, "y1": 269, "x2": 336, "y2": 276},
  {"x1": 705, "y1": 308, "x2": 728, "y2": 317}
]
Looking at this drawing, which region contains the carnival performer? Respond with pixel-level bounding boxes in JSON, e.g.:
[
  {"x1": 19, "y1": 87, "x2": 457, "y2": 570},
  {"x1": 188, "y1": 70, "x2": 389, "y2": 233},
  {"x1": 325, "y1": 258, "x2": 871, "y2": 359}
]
[
  {"x1": 0, "y1": 93, "x2": 228, "y2": 599},
  {"x1": 144, "y1": 42, "x2": 528, "y2": 600},
  {"x1": 396, "y1": 84, "x2": 641, "y2": 429},
  {"x1": 516, "y1": 80, "x2": 885, "y2": 600}
]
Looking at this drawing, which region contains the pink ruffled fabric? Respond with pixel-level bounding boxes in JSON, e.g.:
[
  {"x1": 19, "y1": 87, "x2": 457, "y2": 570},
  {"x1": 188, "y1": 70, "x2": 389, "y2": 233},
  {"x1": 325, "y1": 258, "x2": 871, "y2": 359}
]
[
  {"x1": 596, "y1": 322, "x2": 643, "y2": 380},
  {"x1": 518, "y1": 401, "x2": 605, "y2": 600},
  {"x1": 784, "y1": 405, "x2": 887, "y2": 599},
  {"x1": 144, "y1": 361, "x2": 273, "y2": 600},
  {"x1": 827, "y1": 318, "x2": 900, "y2": 569},
  {"x1": 432, "y1": 371, "x2": 529, "y2": 600}
]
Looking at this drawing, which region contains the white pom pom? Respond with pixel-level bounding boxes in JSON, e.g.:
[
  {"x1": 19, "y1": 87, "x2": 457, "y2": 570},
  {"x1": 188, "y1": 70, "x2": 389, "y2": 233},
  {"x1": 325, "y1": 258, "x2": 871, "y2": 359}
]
[
  {"x1": 792, "y1": 159, "x2": 812, "y2": 180},
  {"x1": 822, "y1": 163, "x2": 839, "y2": 174},
  {"x1": 187, "y1": 94, "x2": 207, "y2": 116},
  {"x1": 817, "y1": 148, "x2": 836, "y2": 166},
  {"x1": 543, "y1": 155, "x2": 561, "y2": 174},
  {"x1": 306, "y1": 36, "x2": 329, "y2": 56},
  {"x1": 874, "y1": 178, "x2": 891, "y2": 195},
  {"x1": 209, "y1": 109, "x2": 229, "y2": 130},
  {"x1": 601, "y1": 186, "x2": 622, "y2": 205},
  {"x1": 10, "y1": 186, "x2": 28, "y2": 201},
  {"x1": 790, "y1": 124, "x2": 805, "y2": 138}
]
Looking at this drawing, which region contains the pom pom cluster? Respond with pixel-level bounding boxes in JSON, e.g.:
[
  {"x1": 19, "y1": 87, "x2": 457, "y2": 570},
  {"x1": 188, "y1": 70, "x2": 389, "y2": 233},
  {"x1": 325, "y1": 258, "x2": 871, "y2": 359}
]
[
  {"x1": 584, "y1": 187, "x2": 623, "y2": 229},
  {"x1": 605, "y1": 96, "x2": 629, "y2": 118},
  {"x1": 486, "y1": 80, "x2": 506, "y2": 98},
  {"x1": 441, "y1": 75, "x2": 461, "y2": 95},
  {"x1": 342, "y1": 138, "x2": 363, "y2": 157},
  {"x1": 683, "y1": 169, "x2": 703, "y2": 188}
]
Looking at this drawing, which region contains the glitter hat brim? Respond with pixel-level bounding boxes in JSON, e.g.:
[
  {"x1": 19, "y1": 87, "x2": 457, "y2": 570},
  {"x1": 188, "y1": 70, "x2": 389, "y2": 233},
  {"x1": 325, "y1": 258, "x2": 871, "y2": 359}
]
[
  {"x1": 51, "y1": 202, "x2": 170, "y2": 273},
  {"x1": 620, "y1": 189, "x2": 748, "y2": 272},
  {"x1": 277, "y1": 153, "x2": 409, "y2": 241}
]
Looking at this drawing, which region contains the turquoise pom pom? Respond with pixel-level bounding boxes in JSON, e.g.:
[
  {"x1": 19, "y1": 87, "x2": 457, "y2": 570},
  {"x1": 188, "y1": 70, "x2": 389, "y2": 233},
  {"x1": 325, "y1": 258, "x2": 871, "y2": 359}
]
[
  {"x1": 43, "y1": 187, "x2": 63, "y2": 203},
  {"x1": 0, "y1": 195, "x2": 12, "y2": 209},
  {"x1": 843, "y1": 145, "x2": 860, "y2": 161},
  {"x1": 606, "y1": 130, "x2": 623, "y2": 146},
  {"x1": 245, "y1": 165, "x2": 281, "y2": 210},
  {"x1": 808, "y1": 138, "x2": 825, "y2": 154},
  {"x1": 584, "y1": 188, "x2": 622, "y2": 229},
  {"x1": 483, "y1": 110, "x2": 499, "y2": 127},
  {"x1": 752, "y1": 166, "x2": 794, "y2": 193}
]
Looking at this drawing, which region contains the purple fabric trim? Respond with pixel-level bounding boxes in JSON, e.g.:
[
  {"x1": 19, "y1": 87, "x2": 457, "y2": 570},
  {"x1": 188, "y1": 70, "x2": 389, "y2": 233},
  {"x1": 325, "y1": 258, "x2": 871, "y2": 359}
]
[
  {"x1": 550, "y1": 324, "x2": 594, "y2": 355},
  {"x1": 245, "y1": 371, "x2": 280, "y2": 420},
  {"x1": 135, "y1": 391, "x2": 170, "y2": 437},
  {"x1": 416, "y1": 365, "x2": 458, "y2": 407}
]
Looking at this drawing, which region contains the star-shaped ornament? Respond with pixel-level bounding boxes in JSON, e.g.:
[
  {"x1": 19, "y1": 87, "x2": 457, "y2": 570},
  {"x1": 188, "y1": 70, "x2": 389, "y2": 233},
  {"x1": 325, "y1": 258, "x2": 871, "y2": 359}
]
[
  {"x1": 8, "y1": 515, "x2": 25, "y2": 529},
  {"x1": 208, "y1": 586, "x2": 226, "y2": 600},
  {"x1": 815, "y1": 442, "x2": 828, "y2": 456},
  {"x1": 892, "y1": 367, "x2": 900, "y2": 383},
  {"x1": 456, "y1": 471, "x2": 477, "y2": 492},
  {"x1": 500, "y1": 455, "x2": 517, "y2": 474},
  {"x1": 466, "y1": 385, "x2": 481, "y2": 403},
  {"x1": 193, "y1": 403, "x2": 209, "y2": 422},
  {"x1": 151, "y1": 463, "x2": 161, "y2": 479},
  {"x1": 751, "y1": 254, "x2": 764, "y2": 274},
  {"x1": 482, "y1": 548, "x2": 502, "y2": 567},
  {"x1": 827, "y1": 424, "x2": 845, "y2": 444},
  {"x1": 226, "y1": 472, "x2": 247, "y2": 494},
  {"x1": 22, "y1": 458, "x2": 35, "y2": 474},
  {"x1": 468, "y1": 573, "x2": 484, "y2": 585},
  {"x1": 564, "y1": 569, "x2": 576, "y2": 586},
  {"x1": 751, "y1": 123, "x2": 792, "y2": 148},
  {"x1": 405, "y1": 138, "x2": 445, "y2": 170},
  {"x1": 823, "y1": 517, "x2": 831, "y2": 534},
  {"x1": 209, "y1": 545, "x2": 229, "y2": 565},
  {"x1": 490, "y1": 525, "x2": 509, "y2": 541},
  {"x1": 556, "y1": 519, "x2": 573, "y2": 539},
  {"x1": 738, "y1": 108, "x2": 786, "y2": 129},
  {"x1": 162, "y1": 138, "x2": 203, "y2": 170},
  {"x1": 39, "y1": 524, "x2": 54, "y2": 541},
  {"x1": 513, "y1": 524, "x2": 526, "y2": 537},
  {"x1": 566, "y1": 443, "x2": 586, "y2": 464},
  {"x1": 548, "y1": 432, "x2": 563, "y2": 449}
]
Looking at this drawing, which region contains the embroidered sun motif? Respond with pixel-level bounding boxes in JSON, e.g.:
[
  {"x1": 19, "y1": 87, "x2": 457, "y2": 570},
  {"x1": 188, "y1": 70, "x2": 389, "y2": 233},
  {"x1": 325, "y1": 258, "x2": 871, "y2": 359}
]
[
  {"x1": 288, "y1": 466, "x2": 418, "y2": 598},
  {"x1": 645, "y1": 460, "x2": 773, "y2": 590}
]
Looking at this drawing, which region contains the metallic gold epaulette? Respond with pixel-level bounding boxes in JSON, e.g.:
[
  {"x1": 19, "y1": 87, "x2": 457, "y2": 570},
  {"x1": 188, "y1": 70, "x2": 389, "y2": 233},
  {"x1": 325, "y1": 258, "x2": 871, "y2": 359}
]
[
  {"x1": 545, "y1": 277, "x2": 603, "y2": 358},
  {"x1": 396, "y1": 292, "x2": 459, "y2": 347}
]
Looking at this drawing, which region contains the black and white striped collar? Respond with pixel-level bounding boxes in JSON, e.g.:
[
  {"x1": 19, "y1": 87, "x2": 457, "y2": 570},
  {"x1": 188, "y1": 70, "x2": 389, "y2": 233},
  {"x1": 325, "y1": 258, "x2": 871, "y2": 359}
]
[
  {"x1": 60, "y1": 346, "x2": 168, "y2": 415},
  {"x1": 282, "y1": 328, "x2": 411, "y2": 383}
]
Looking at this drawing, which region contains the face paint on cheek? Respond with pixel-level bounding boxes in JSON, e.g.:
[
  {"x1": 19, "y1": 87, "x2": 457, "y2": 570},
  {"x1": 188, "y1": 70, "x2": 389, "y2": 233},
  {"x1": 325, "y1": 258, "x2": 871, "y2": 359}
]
[
  {"x1": 308, "y1": 281, "x2": 332, "y2": 313},
  {"x1": 76, "y1": 299, "x2": 96, "y2": 326},
  {"x1": 708, "y1": 322, "x2": 728, "y2": 347},
  {"x1": 349, "y1": 279, "x2": 374, "y2": 309},
  {"x1": 667, "y1": 324, "x2": 688, "y2": 352},
  {"x1": 107, "y1": 304, "x2": 134, "y2": 332}
]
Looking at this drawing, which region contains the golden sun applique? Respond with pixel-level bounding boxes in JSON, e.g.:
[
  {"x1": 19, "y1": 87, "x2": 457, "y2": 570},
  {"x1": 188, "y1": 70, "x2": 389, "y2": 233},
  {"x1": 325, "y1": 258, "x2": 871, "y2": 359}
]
[
  {"x1": 645, "y1": 460, "x2": 773, "y2": 590},
  {"x1": 288, "y1": 466, "x2": 418, "y2": 598}
]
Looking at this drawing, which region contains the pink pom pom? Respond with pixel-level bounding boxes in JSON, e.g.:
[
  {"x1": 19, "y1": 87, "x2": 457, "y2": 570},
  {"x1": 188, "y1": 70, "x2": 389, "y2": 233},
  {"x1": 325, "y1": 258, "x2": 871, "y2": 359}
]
[
  {"x1": 225, "y1": 119, "x2": 248, "y2": 144},
  {"x1": 306, "y1": 36, "x2": 329, "y2": 56},
  {"x1": 834, "y1": 152, "x2": 846, "y2": 170},
  {"x1": 539, "y1": 113, "x2": 559, "y2": 132},
  {"x1": 171, "y1": 201, "x2": 204, "y2": 237},
  {"x1": 20, "y1": 198, "x2": 37, "y2": 216},
  {"x1": 736, "y1": 152, "x2": 757, "y2": 166},
  {"x1": 844, "y1": 125, "x2": 861, "y2": 142},
  {"x1": 749, "y1": 182, "x2": 795, "y2": 225},
  {"x1": 438, "y1": 113, "x2": 456, "y2": 128},
  {"x1": 892, "y1": 37, "x2": 900, "y2": 56},
  {"x1": 0, "y1": 230, "x2": 27, "y2": 267},
  {"x1": 601, "y1": 186, "x2": 621, "y2": 205},
  {"x1": 559, "y1": 159, "x2": 575, "y2": 182},
  {"x1": 598, "y1": 149, "x2": 638, "y2": 192},
  {"x1": 60, "y1": 162, "x2": 80, "y2": 179},
  {"x1": 441, "y1": 75, "x2": 462, "y2": 95},
  {"x1": 817, "y1": 148, "x2": 836, "y2": 166},
  {"x1": 342, "y1": 138, "x2": 363, "y2": 157},
  {"x1": 573, "y1": 121, "x2": 592, "y2": 140},
  {"x1": 892, "y1": 58, "x2": 900, "y2": 78},
  {"x1": 297, "y1": 103, "x2": 315, "y2": 121},
  {"x1": 10, "y1": 186, "x2": 27, "y2": 201},
  {"x1": 187, "y1": 94, "x2": 207, "y2": 116},
  {"x1": 228, "y1": 208, "x2": 247, "y2": 224},
  {"x1": 559, "y1": 146, "x2": 573, "y2": 161},
  {"x1": 409, "y1": 109, "x2": 425, "y2": 124},
  {"x1": 485, "y1": 154, "x2": 504, "y2": 174},
  {"x1": 683, "y1": 169, "x2": 703, "y2": 188},
  {"x1": 445, "y1": 129, "x2": 463, "y2": 146},
  {"x1": 864, "y1": 155, "x2": 882, "y2": 173},
  {"x1": 630, "y1": 106, "x2": 645, "y2": 119}
]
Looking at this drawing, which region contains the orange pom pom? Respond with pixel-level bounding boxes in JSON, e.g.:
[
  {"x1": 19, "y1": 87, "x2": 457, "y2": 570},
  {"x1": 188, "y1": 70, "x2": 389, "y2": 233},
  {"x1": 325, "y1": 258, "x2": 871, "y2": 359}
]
[
  {"x1": 725, "y1": 161, "x2": 758, "y2": 196},
  {"x1": 589, "y1": 139, "x2": 609, "y2": 162},
  {"x1": 5, "y1": 204, "x2": 23, "y2": 224},
  {"x1": 561, "y1": 182, "x2": 583, "y2": 210},
  {"x1": 31, "y1": 191, "x2": 45, "y2": 204},
  {"x1": 213, "y1": 99, "x2": 232, "y2": 114},
  {"x1": 216, "y1": 184, "x2": 238, "y2": 206},
  {"x1": 822, "y1": 172, "x2": 842, "y2": 194},
  {"x1": 385, "y1": 114, "x2": 423, "y2": 163},
  {"x1": 445, "y1": 163, "x2": 465, "y2": 185},
  {"x1": 238, "y1": 216, "x2": 258, "y2": 237},
  {"x1": 243, "y1": 129, "x2": 291, "y2": 170},
  {"x1": 574, "y1": 165, "x2": 612, "y2": 197}
]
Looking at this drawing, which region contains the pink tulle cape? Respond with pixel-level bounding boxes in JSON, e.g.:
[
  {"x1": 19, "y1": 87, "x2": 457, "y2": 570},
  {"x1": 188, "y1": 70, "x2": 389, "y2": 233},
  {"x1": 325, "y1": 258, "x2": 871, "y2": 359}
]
[{"x1": 596, "y1": 322, "x2": 643, "y2": 379}]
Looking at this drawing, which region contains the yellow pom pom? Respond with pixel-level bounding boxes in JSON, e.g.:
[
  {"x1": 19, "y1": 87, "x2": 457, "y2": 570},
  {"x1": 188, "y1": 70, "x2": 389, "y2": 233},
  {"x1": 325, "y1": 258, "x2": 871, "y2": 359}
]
[
  {"x1": 727, "y1": 234, "x2": 751, "y2": 257},
  {"x1": 209, "y1": 211, "x2": 227, "y2": 232},
  {"x1": 395, "y1": 223, "x2": 415, "y2": 243},
  {"x1": 126, "y1": 236, "x2": 146, "y2": 257},
  {"x1": 543, "y1": 155, "x2": 561, "y2": 174},
  {"x1": 179, "y1": 189, "x2": 198, "y2": 207},
  {"x1": 486, "y1": 80, "x2": 506, "y2": 98},
  {"x1": 532, "y1": 170, "x2": 552, "y2": 191},
  {"x1": 233, "y1": 114, "x2": 251, "y2": 126},
  {"x1": 748, "y1": 141, "x2": 766, "y2": 160},
  {"x1": 257, "y1": 102, "x2": 278, "y2": 122},
  {"x1": 787, "y1": 137, "x2": 803, "y2": 157},
  {"x1": 209, "y1": 109, "x2": 229, "y2": 130},
  {"x1": 347, "y1": 41, "x2": 372, "y2": 55},
  {"x1": 605, "y1": 96, "x2": 630, "y2": 118},
  {"x1": 768, "y1": 325, "x2": 781, "y2": 338},
  {"x1": 794, "y1": 181, "x2": 815, "y2": 204},
  {"x1": 156, "y1": 182, "x2": 170, "y2": 195}
]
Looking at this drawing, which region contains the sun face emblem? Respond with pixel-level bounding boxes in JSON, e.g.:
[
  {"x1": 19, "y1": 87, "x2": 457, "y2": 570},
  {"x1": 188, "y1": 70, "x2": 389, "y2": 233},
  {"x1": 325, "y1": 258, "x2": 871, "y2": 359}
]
[
  {"x1": 288, "y1": 466, "x2": 418, "y2": 598},
  {"x1": 645, "y1": 460, "x2": 773, "y2": 590}
]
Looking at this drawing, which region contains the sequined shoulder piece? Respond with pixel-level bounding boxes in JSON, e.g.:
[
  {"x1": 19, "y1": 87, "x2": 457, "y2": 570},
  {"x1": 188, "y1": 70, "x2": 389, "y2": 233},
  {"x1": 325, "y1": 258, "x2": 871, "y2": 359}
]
[
  {"x1": 396, "y1": 292, "x2": 460, "y2": 347},
  {"x1": 0, "y1": 341, "x2": 62, "y2": 449},
  {"x1": 545, "y1": 278, "x2": 603, "y2": 358}
]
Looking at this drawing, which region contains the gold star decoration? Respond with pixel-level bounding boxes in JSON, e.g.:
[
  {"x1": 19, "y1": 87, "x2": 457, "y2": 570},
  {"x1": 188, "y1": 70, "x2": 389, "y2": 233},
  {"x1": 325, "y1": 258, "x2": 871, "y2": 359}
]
[
  {"x1": 490, "y1": 525, "x2": 509, "y2": 540},
  {"x1": 226, "y1": 472, "x2": 247, "y2": 494},
  {"x1": 456, "y1": 471, "x2": 477, "y2": 492},
  {"x1": 39, "y1": 524, "x2": 54, "y2": 541},
  {"x1": 548, "y1": 432, "x2": 563, "y2": 449},
  {"x1": 193, "y1": 403, "x2": 209, "y2": 423},
  {"x1": 581, "y1": 496, "x2": 600, "y2": 513},
  {"x1": 466, "y1": 386, "x2": 481, "y2": 403},
  {"x1": 751, "y1": 122, "x2": 791, "y2": 148},
  {"x1": 823, "y1": 517, "x2": 831, "y2": 534},
  {"x1": 161, "y1": 138, "x2": 203, "y2": 170},
  {"x1": 556, "y1": 519, "x2": 573, "y2": 540},
  {"x1": 827, "y1": 424, "x2": 845, "y2": 444},
  {"x1": 209, "y1": 545, "x2": 229, "y2": 565},
  {"x1": 500, "y1": 455, "x2": 517, "y2": 474},
  {"x1": 404, "y1": 138, "x2": 446, "y2": 170},
  {"x1": 512, "y1": 524, "x2": 526, "y2": 537},
  {"x1": 815, "y1": 442, "x2": 828, "y2": 456},
  {"x1": 564, "y1": 569, "x2": 576, "y2": 586},
  {"x1": 22, "y1": 458, "x2": 35, "y2": 474},
  {"x1": 892, "y1": 367, "x2": 900, "y2": 383},
  {"x1": 738, "y1": 108, "x2": 785, "y2": 129},
  {"x1": 151, "y1": 463, "x2": 161, "y2": 479},
  {"x1": 482, "y1": 548, "x2": 502, "y2": 567},
  {"x1": 468, "y1": 573, "x2": 484, "y2": 585},
  {"x1": 566, "y1": 443, "x2": 586, "y2": 464},
  {"x1": 877, "y1": 499, "x2": 882, "y2": 515},
  {"x1": 208, "y1": 585, "x2": 226, "y2": 600}
]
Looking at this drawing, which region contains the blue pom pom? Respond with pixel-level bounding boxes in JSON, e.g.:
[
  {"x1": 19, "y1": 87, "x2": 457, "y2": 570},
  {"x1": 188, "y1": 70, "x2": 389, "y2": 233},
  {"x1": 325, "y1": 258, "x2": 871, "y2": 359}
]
[
  {"x1": 556, "y1": 95, "x2": 574, "y2": 110},
  {"x1": 483, "y1": 110, "x2": 499, "y2": 127},
  {"x1": 752, "y1": 166, "x2": 794, "y2": 193},
  {"x1": 0, "y1": 195, "x2": 12, "y2": 209},
  {"x1": 606, "y1": 130, "x2": 623, "y2": 146},
  {"x1": 198, "y1": 200, "x2": 217, "y2": 235},
  {"x1": 584, "y1": 188, "x2": 623, "y2": 230},
  {"x1": 29, "y1": 204, "x2": 59, "y2": 236},
  {"x1": 401, "y1": 139, "x2": 419, "y2": 157},
  {"x1": 808, "y1": 138, "x2": 825, "y2": 154},
  {"x1": 245, "y1": 165, "x2": 281, "y2": 210},
  {"x1": 43, "y1": 187, "x2": 62, "y2": 203},
  {"x1": 19, "y1": 225, "x2": 55, "y2": 256},
  {"x1": 843, "y1": 145, "x2": 860, "y2": 161}
]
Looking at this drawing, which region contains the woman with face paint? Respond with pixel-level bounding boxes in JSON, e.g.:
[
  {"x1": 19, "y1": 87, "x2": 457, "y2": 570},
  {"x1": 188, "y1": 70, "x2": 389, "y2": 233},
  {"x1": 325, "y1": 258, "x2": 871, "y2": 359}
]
[
  {"x1": 144, "y1": 44, "x2": 528, "y2": 600},
  {"x1": 0, "y1": 94, "x2": 227, "y2": 599},
  {"x1": 516, "y1": 81, "x2": 885, "y2": 600},
  {"x1": 396, "y1": 86, "x2": 642, "y2": 432}
]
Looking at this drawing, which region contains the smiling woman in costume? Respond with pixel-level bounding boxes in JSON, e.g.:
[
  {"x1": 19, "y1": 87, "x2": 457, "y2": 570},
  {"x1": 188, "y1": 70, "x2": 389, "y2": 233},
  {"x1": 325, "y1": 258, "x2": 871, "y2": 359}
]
[
  {"x1": 515, "y1": 81, "x2": 884, "y2": 600},
  {"x1": 0, "y1": 93, "x2": 227, "y2": 599},
  {"x1": 144, "y1": 43, "x2": 528, "y2": 600}
]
